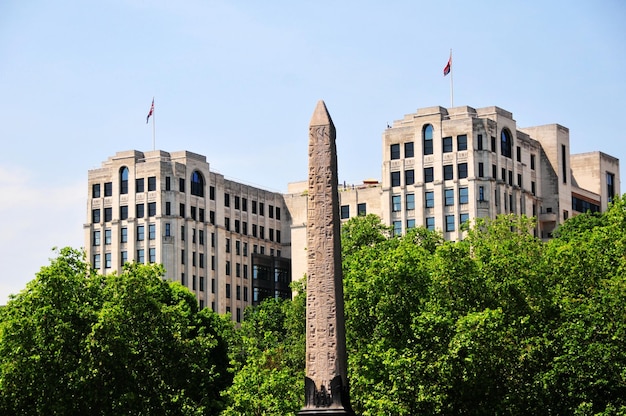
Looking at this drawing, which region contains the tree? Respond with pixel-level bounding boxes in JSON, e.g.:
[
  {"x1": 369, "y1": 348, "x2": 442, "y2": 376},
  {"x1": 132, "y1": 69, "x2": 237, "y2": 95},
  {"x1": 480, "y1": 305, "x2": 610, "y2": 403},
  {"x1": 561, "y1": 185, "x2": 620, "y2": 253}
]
[{"x1": 0, "y1": 248, "x2": 232, "y2": 415}]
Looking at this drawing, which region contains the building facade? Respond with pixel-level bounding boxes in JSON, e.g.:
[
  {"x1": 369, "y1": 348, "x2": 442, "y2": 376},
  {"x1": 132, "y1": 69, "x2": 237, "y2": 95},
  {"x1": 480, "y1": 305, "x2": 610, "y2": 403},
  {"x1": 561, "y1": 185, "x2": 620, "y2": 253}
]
[
  {"x1": 284, "y1": 105, "x2": 620, "y2": 282},
  {"x1": 85, "y1": 150, "x2": 291, "y2": 322}
]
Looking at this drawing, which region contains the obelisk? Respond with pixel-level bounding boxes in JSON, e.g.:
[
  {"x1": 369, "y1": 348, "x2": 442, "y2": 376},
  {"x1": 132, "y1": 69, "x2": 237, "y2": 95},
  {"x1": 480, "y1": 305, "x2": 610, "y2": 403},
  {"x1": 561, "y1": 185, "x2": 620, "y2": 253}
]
[{"x1": 299, "y1": 100, "x2": 354, "y2": 415}]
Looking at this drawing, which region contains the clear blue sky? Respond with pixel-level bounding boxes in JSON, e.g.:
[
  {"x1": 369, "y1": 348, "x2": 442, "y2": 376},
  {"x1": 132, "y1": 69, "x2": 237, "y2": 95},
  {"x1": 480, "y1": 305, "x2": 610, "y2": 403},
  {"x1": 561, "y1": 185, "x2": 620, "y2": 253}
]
[{"x1": 1, "y1": 0, "x2": 625, "y2": 303}]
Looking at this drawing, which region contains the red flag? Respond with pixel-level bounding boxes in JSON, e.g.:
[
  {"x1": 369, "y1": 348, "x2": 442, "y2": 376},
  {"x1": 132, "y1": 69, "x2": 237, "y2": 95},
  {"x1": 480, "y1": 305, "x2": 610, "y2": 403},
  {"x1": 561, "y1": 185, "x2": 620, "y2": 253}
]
[
  {"x1": 146, "y1": 99, "x2": 154, "y2": 123},
  {"x1": 443, "y1": 56, "x2": 451, "y2": 76}
]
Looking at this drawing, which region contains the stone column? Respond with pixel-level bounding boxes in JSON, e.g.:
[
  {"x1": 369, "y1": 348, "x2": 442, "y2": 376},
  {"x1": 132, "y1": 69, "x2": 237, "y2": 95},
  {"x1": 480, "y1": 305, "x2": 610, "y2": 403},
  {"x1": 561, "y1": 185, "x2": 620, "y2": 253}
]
[{"x1": 299, "y1": 100, "x2": 354, "y2": 415}]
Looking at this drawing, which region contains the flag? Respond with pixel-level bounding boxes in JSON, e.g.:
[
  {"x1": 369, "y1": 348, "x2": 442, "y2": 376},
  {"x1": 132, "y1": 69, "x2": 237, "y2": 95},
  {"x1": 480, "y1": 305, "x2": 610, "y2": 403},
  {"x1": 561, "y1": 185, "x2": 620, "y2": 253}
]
[
  {"x1": 146, "y1": 98, "x2": 154, "y2": 123},
  {"x1": 443, "y1": 55, "x2": 451, "y2": 76}
]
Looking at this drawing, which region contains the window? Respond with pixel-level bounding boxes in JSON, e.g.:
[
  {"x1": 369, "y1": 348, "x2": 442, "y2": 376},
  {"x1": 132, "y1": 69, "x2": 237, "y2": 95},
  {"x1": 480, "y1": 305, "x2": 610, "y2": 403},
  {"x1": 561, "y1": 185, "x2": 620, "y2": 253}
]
[
  {"x1": 478, "y1": 186, "x2": 485, "y2": 201},
  {"x1": 226, "y1": 238, "x2": 231, "y2": 253},
  {"x1": 181, "y1": 226, "x2": 185, "y2": 241},
  {"x1": 148, "y1": 176, "x2": 157, "y2": 191},
  {"x1": 457, "y1": 134, "x2": 467, "y2": 151},
  {"x1": 104, "y1": 182, "x2": 113, "y2": 197},
  {"x1": 424, "y1": 167, "x2": 434, "y2": 183},
  {"x1": 244, "y1": 286, "x2": 248, "y2": 301},
  {"x1": 443, "y1": 136, "x2": 453, "y2": 153},
  {"x1": 391, "y1": 171, "x2": 401, "y2": 187},
  {"x1": 517, "y1": 174, "x2": 522, "y2": 187},
  {"x1": 242, "y1": 198, "x2": 248, "y2": 212},
  {"x1": 268, "y1": 204, "x2": 274, "y2": 218},
  {"x1": 445, "y1": 215, "x2": 455, "y2": 232},
  {"x1": 104, "y1": 208, "x2": 112, "y2": 222},
  {"x1": 104, "y1": 253, "x2": 112, "y2": 269},
  {"x1": 390, "y1": 143, "x2": 400, "y2": 160},
  {"x1": 165, "y1": 176, "x2": 171, "y2": 191},
  {"x1": 508, "y1": 170, "x2": 513, "y2": 186},
  {"x1": 492, "y1": 164, "x2": 497, "y2": 179},
  {"x1": 562, "y1": 144, "x2": 567, "y2": 184},
  {"x1": 392, "y1": 195, "x2": 401, "y2": 212},
  {"x1": 460, "y1": 213, "x2": 470, "y2": 227},
  {"x1": 180, "y1": 203, "x2": 185, "y2": 217},
  {"x1": 225, "y1": 217, "x2": 230, "y2": 231},
  {"x1": 149, "y1": 224, "x2": 156, "y2": 240},
  {"x1": 277, "y1": 230, "x2": 281, "y2": 243},
  {"x1": 260, "y1": 226, "x2": 265, "y2": 239},
  {"x1": 425, "y1": 191, "x2": 434, "y2": 208},
  {"x1": 93, "y1": 254, "x2": 101, "y2": 269},
  {"x1": 92, "y1": 183, "x2": 101, "y2": 198},
  {"x1": 191, "y1": 206, "x2": 196, "y2": 220},
  {"x1": 92, "y1": 209, "x2": 101, "y2": 223},
  {"x1": 407, "y1": 219, "x2": 416, "y2": 229},
  {"x1": 426, "y1": 217, "x2": 435, "y2": 231},
  {"x1": 191, "y1": 171, "x2": 204, "y2": 196},
  {"x1": 259, "y1": 203, "x2": 265, "y2": 216},
  {"x1": 224, "y1": 193, "x2": 230, "y2": 207},
  {"x1": 93, "y1": 230, "x2": 101, "y2": 246},
  {"x1": 165, "y1": 223, "x2": 171, "y2": 237},
  {"x1": 423, "y1": 124, "x2": 434, "y2": 155},
  {"x1": 516, "y1": 146, "x2": 521, "y2": 162},
  {"x1": 501, "y1": 129, "x2": 512, "y2": 158},
  {"x1": 200, "y1": 276, "x2": 205, "y2": 292},
  {"x1": 491, "y1": 136, "x2": 496, "y2": 152},
  {"x1": 531, "y1": 154, "x2": 536, "y2": 170},
  {"x1": 136, "y1": 178, "x2": 144, "y2": 193},
  {"x1": 120, "y1": 167, "x2": 129, "y2": 195},
  {"x1": 340, "y1": 205, "x2": 350, "y2": 219},
  {"x1": 165, "y1": 202, "x2": 171, "y2": 216},
  {"x1": 179, "y1": 178, "x2": 185, "y2": 193},
  {"x1": 149, "y1": 248, "x2": 156, "y2": 263},
  {"x1": 121, "y1": 227, "x2": 128, "y2": 243},
  {"x1": 502, "y1": 168, "x2": 506, "y2": 182},
  {"x1": 120, "y1": 205, "x2": 128, "y2": 220},
  {"x1": 444, "y1": 165, "x2": 454, "y2": 180},
  {"x1": 148, "y1": 202, "x2": 156, "y2": 217},
  {"x1": 405, "y1": 169, "x2": 415, "y2": 185},
  {"x1": 137, "y1": 226, "x2": 145, "y2": 241},
  {"x1": 252, "y1": 224, "x2": 257, "y2": 237},
  {"x1": 181, "y1": 249, "x2": 185, "y2": 264},
  {"x1": 393, "y1": 221, "x2": 402, "y2": 237},
  {"x1": 121, "y1": 251, "x2": 127, "y2": 266},
  {"x1": 531, "y1": 181, "x2": 536, "y2": 195},
  {"x1": 458, "y1": 163, "x2": 468, "y2": 179},
  {"x1": 137, "y1": 249, "x2": 145, "y2": 263},
  {"x1": 136, "y1": 203, "x2": 144, "y2": 218},
  {"x1": 236, "y1": 285, "x2": 241, "y2": 301},
  {"x1": 226, "y1": 261, "x2": 231, "y2": 276},
  {"x1": 252, "y1": 201, "x2": 257, "y2": 214},
  {"x1": 607, "y1": 172, "x2": 615, "y2": 202},
  {"x1": 406, "y1": 193, "x2": 415, "y2": 210},
  {"x1": 199, "y1": 208, "x2": 205, "y2": 222},
  {"x1": 357, "y1": 203, "x2": 367, "y2": 216},
  {"x1": 105, "y1": 229, "x2": 112, "y2": 245},
  {"x1": 477, "y1": 134, "x2": 483, "y2": 150},
  {"x1": 181, "y1": 273, "x2": 186, "y2": 286},
  {"x1": 192, "y1": 276, "x2": 197, "y2": 290},
  {"x1": 209, "y1": 186, "x2": 215, "y2": 200},
  {"x1": 445, "y1": 189, "x2": 454, "y2": 206},
  {"x1": 199, "y1": 230, "x2": 204, "y2": 245},
  {"x1": 478, "y1": 162, "x2": 484, "y2": 177},
  {"x1": 404, "y1": 142, "x2": 414, "y2": 158},
  {"x1": 459, "y1": 187, "x2": 469, "y2": 204}
]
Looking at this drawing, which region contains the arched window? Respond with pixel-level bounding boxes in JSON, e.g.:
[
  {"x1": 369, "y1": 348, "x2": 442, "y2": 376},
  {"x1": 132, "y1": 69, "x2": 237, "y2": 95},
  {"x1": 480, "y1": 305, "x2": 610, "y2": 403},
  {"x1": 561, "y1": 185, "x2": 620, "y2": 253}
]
[
  {"x1": 501, "y1": 129, "x2": 512, "y2": 158},
  {"x1": 119, "y1": 167, "x2": 129, "y2": 194},
  {"x1": 423, "y1": 124, "x2": 434, "y2": 155},
  {"x1": 190, "y1": 170, "x2": 204, "y2": 197}
]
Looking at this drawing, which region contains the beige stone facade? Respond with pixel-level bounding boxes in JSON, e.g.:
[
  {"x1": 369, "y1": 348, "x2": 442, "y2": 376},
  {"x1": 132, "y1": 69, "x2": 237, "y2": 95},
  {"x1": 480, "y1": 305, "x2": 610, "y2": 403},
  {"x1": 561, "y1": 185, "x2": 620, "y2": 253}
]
[{"x1": 85, "y1": 150, "x2": 291, "y2": 322}]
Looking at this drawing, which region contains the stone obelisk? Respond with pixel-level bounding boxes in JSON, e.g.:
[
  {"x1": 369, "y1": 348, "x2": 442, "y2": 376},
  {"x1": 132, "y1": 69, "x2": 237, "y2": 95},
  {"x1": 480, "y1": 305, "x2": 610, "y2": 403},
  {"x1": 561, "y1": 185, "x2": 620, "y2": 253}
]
[{"x1": 299, "y1": 100, "x2": 354, "y2": 415}]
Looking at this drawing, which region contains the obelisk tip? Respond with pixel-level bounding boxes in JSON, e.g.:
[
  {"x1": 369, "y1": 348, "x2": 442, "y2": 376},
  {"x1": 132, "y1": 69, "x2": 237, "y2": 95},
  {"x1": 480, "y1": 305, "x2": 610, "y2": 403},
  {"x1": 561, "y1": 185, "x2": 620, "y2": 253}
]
[{"x1": 310, "y1": 100, "x2": 334, "y2": 127}]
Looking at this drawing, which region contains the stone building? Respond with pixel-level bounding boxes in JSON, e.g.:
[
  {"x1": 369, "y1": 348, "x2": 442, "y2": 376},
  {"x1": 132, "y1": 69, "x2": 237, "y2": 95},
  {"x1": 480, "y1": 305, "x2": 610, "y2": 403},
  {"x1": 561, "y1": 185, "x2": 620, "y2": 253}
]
[{"x1": 85, "y1": 150, "x2": 291, "y2": 322}]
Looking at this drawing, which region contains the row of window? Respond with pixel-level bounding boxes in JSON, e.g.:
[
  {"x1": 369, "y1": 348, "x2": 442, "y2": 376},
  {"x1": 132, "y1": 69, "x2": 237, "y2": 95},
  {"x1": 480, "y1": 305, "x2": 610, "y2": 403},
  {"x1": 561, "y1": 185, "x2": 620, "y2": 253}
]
[
  {"x1": 391, "y1": 163, "x2": 468, "y2": 187},
  {"x1": 391, "y1": 187, "x2": 470, "y2": 212},
  {"x1": 392, "y1": 212, "x2": 470, "y2": 235},
  {"x1": 340, "y1": 203, "x2": 367, "y2": 219},
  {"x1": 93, "y1": 248, "x2": 156, "y2": 268}
]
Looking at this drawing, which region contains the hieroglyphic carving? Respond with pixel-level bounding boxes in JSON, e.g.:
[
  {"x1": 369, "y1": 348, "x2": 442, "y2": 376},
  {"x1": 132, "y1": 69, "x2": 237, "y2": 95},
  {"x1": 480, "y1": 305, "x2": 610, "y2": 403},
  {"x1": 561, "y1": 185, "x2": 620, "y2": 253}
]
[{"x1": 299, "y1": 101, "x2": 354, "y2": 415}]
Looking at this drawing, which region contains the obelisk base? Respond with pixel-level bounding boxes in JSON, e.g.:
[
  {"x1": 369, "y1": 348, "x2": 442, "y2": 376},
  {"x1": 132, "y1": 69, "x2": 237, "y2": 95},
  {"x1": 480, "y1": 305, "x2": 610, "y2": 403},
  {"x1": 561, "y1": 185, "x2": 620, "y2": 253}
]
[{"x1": 298, "y1": 376, "x2": 355, "y2": 416}]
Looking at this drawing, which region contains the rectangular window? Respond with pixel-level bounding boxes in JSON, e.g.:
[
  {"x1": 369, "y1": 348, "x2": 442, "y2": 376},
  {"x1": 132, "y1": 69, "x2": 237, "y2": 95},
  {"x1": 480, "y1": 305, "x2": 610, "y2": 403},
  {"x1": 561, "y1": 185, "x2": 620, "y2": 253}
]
[
  {"x1": 508, "y1": 170, "x2": 513, "y2": 186},
  {"x1": 459, "y1": 187, "x2": 469, "y2": 204},
  {"x1": 226, "y1": 261, "x2": 231, "y2": 276},
  {"x1": 242, "y1": 198, "x2": 248, "y2": 212},
  {"x1": 425, "y1": 191, "x2": 434, "y2": 208},
  {"x1": 210, "y1": 211, "x2": 215, "y2": 224},
  {"x1": 443, "y1": 137, "x2": 453, "y2": 153},
  {"x1": 458, "y1": 163, "x2": 468, "y2": 179},
  {"x1": 149, "y1": 248, "x2": 156, "y2": 263},
  {"x1": 149, "y1": 224, "x2": 156, "y2": 240},
  {"x1": 517, "y1": 174, "x2": 522, "y2": 187},
  {"x1": 236, "y1": 285, "x2": 241, "y2": 301},
  {"x1": 407, "y1": 219, "x2": 416, "y2": 229},
  {"x1": 457, "y1": 134, "x2": 467, "y2": 151},
  {"x1": 460, "y1": 213, "x2": 470, "y2": 227},
  {"x1": 105, "y1": 253, "x2": 112, "y2": 269},
  {"x1": 209, "y1": 186, "x2": 215, "y2": 200},
  {"x1": 92, "y1": 209, "x2": 101, "y2": 223},
  {"x1": 200, "y1": 253, "x2": 205, "y2": 268},
  {"x1": 93, "y1": 230, "x2": 101, "y2": 246},
  {"x1": 104, "y1": 208, "x2": 112, "y2": 222},
  {"x1": 607, "y1": 172, "x2": 615, "y2": 202},
  {"x1": 225, "y1": 217, "x2": 230, "y2": 231},
  {"x1": 444, "y1": 165, "x2": 454, "y2": 180},
  {"x1": 105, "y1": 229, "x2": 112, "y2": 245},
  {"x1": 180, "y1": 203, "x2": 185, "y2": 217},
  {"x1": 121, "y1": 250, "x2": 127, "y2": 266},
  {"x1": 165, "y1": 176, "x2": 171, "y2": 191},
  {"x1": 390, "y1": 143, "x2": 400, "y2": 160},
  {"x1": 259, "y1": 203, "x2": 265, "y2": 216},
  {"x1": 268, "y1": 204, "x2": 274, "y2": 218},
  {"x1": 191, "y1": 206, "x2": 196, "y2": 220},
  {"x1": 405, "y1": 169, "x2": 415, "y2": 185},
  {"x1": 516, "y1": 146, "x2": 521, "y2": 162},
  {"x1": 478, "y1": 186, "x2": 485, "y2": 201},
  {"x1": 165, "y1": 202, "x2": 171, "y2": 216},
  {"x1": 425, "y1": 217, "x2": 435, "y2": 231},
  {"x1": 226, "y1": 238, "x2": 231, "y2": 253},
  {"x1": 445, "y1": 189, "x2": 454, "y2": 206},
  {"x1": 93, "y1": 254, "x2": 101, "y2": 269},
  {"x1": 148, "y1": 202, "x2": 156, "y2": 217},
  {"x1": 502, "y1": 168, "x2": 506, "y2": 182},
  {"x1": 136, "y1": 178, "x2": 145, "y2": 193},
  {"x1": 92, "y1": 183, "x2": 101, "y2": 198},
  {"x1": 392, "y1": 195, "x2": 402, "y2": 212},
  {"x1": 492, "y1": 164, "x2": 497, "y2": 179},
  {"x1": 406, "y1": 193, "x2": 415, "y2": 210},
  {"x1": 165, "y1": 223, "x2": 171, "y2": 237},
  {"x1": 276, "y1": 230, "x2": 281, "y2": 243},
  {"x1": 491, "y1": 136, "x2": 496, "y2": 152},
  {"x1": 242, "y1": 222, "x2": 247, "y2": 235},
  {"x1": 199, "y1": 230, "x2": 204, "y2": 245},
  {"x1": 260, "y1": 226, "x2": 265, "y2": 239},
  {"x1": 192, "y1": 275, "x2": 197, "y2": 290},
  {"x1": 477, "y1": 134, "x2": 483, "y2": 150},
  {"x1": 252, "y1": 224, "x2": 257, "y2": 237},
  {"x1": 531, "y1": 154, "x2": 536, "y2": 170},
  {"x1": 404, "y1": 142, "x2": 414, "y2": 158},
  {"x1": 121, "y1": 227, "x2": 128, "y2": 243},
  {"x1": 445, "y1": 215, "x2": 455, "y2": 232},
  {"x1": 562, "y1": 144, "x2": 567, "y2": 184},
  {"x1": 393, "y1": 221, "x2": 402, "y2": 237},
  {"x1": 181, "y1": 249, "x2": 185, "y2": 264},
  {"x1": 224, "y1": 193, "x2": 230, "y2": 207},
  {"x1": 252, "y1": 201, "x2": 257, "y2": 214},
  {"x1": 137, "y1": 225, "x2": 145, "y2": 241},
  {"x1": 478, "y1": 162, "x2": 484, "y2": 177},
  {"x1": 200, "y1": 276, "x2": 205, "y2": 292},
  {"x1": 137, "y1": 249, "x2": 145, "y2": 263},
  {"x1": 120, "y1": 205, "x2": 128, "y2": 220},
  {"x1": 181, "y1": 225, "x2": 185, "y2": 241},
  {"x1": 391, "y1": 171, "x2": 401, "y2": 187},
  {"x1": 192, "y1": 252, "x2": 197, "y2": 266},
  {"x1": 244, "y1": 286, "x2": 248, "y2": 301},
  {"x1": 148, "y1": 176, "x2": 156, "y2": 191},
  {"x1": 104, "y1": 182, "x2": 113, "y2": 197},
  {"x1": 136, "y1": 203, "x2": 145, "y2": 218},
  {"x1": 357, "y1": 203, "x2": 367, "y2": 216},
  {"x1": 179, "y1": 178, "x2": 185, "y2": 193},
  {"x1": 199, "y1": 208, "x2": 205, "y2": 222},
  {"x1": 424, "y1": 167, "x2": 434, "y2": 183},
  {"x1": 181, "y1": 273, "x2": 186, "y2": 286},
  {"x1": 340, "y1": 205, "x2": 350, "y2": 219}
]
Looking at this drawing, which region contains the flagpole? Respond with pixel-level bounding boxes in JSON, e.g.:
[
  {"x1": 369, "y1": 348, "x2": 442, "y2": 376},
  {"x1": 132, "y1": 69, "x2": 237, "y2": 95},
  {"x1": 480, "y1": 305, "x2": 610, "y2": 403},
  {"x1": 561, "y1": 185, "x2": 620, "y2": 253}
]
[
  {"x1": 152, "y1": 101, "x2": 156, "y2": 151},
  {"x1": 450, "y1": 49, "x2": 454, "y2": 107}
]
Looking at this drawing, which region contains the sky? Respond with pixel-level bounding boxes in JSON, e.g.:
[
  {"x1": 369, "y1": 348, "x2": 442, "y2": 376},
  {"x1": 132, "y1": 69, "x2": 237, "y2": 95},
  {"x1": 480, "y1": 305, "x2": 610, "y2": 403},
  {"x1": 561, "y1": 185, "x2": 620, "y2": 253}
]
[{"x1": 0, "y1": 0, "x2": 625, "y2": 303}]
